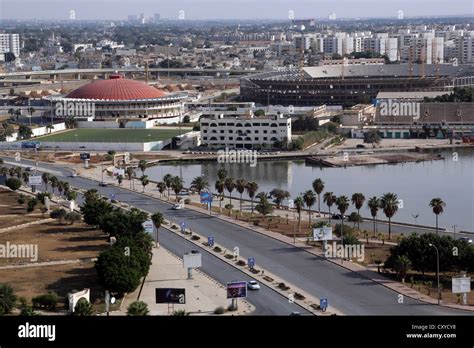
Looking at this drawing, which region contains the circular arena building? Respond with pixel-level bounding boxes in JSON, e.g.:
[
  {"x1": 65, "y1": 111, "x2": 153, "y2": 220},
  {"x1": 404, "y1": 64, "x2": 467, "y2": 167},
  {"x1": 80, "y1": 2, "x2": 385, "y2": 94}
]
[{"x1": 46, "y1": 74, "x2": 186, "y2": 122}]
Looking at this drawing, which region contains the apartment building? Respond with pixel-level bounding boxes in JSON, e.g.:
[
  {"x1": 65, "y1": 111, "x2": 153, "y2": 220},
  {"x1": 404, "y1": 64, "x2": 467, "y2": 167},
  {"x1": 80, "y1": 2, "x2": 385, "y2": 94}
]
[
  {"x1": 200, "y1": 114, "x2": 292, "y2": 149},
  {"x1": 0, "y1": 33, "x2": 20, "y2": 61}
]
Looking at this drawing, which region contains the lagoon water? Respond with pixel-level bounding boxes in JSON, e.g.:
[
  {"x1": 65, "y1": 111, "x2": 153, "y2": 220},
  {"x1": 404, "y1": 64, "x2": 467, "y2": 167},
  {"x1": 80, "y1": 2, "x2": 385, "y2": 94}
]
[{"x1": 146, "y1": 148, "x2": 474, "y2": 232}]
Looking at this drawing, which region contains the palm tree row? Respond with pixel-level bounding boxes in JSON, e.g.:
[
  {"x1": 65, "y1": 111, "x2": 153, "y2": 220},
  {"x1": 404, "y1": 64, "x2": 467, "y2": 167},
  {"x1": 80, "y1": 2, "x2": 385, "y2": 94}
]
[{"x1": 151, "y1": 169, "x2": 446, "y2": 238}]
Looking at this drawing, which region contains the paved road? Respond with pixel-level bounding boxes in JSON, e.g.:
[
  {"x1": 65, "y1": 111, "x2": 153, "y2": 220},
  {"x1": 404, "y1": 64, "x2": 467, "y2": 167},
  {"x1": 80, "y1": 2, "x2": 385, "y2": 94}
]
[
  {"x1": 2, "y1": 157, "x2": 472, "y2": 315},
  {"x1": 159, "y1": 227, "x2": 309, "y2": 315},
  {"x1": 1, "y1": 157, "x2": 309, "y2": 316}
]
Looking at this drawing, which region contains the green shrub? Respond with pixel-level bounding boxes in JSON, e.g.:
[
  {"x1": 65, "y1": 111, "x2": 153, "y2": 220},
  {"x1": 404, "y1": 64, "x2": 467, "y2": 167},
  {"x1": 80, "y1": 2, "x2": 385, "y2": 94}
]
[
  {"x1": 191, "y1": 235, "x2": 200, "y2": 241},
  {"x1": 17, "y1": 194, "x2": 26, "y2": 204},
  {"x1": 213, "y1": 246, "x2": 222, "y2": 253},
  {"x1": 184, "y1": 198, "x2": 191, "y2": 204},
  {"x1": 236, "y1": 260, "x2": 246, "y2": 266},
  {"x1": 214, "y1": 306, "x2": 225, "y2": 314},
  {"x1": 224, "y1": 204, "x2": 233, "y2": 210},
  {"x1": 224, "y1": 254, "x2": 234, "y2": 259},
  {"x1": 32, "y1": 292, "x2": 58, "y2": 310},
  {"x1": 5, "y1": 178, "x2": 21, "y2": 191}
]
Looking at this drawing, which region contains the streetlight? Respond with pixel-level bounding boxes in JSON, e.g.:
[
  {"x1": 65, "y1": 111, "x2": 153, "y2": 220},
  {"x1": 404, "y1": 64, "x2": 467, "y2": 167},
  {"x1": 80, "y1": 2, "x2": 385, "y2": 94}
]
[
  {"x1": 412, "y1": 213, "x2": 419, "y2": 233},
  {"x1": 429, "y1": 243, "x2": 441, "y2": 305}
]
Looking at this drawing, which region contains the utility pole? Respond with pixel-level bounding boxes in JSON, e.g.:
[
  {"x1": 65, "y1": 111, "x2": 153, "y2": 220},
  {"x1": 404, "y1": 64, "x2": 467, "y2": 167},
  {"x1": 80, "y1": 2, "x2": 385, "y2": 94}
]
[{"x1": 429, "y1": 243, "x2": 441, "y2": 305}]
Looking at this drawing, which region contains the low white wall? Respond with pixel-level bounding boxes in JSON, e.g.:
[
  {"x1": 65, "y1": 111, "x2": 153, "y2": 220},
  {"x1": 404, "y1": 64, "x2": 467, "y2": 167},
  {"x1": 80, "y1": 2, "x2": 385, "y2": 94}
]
[
  {"x1": 5, "y1": 122, "x2": 66, "y2": 142},
  {"x1": 39, "y1": 138, "x2": 171, "y2": 152}
]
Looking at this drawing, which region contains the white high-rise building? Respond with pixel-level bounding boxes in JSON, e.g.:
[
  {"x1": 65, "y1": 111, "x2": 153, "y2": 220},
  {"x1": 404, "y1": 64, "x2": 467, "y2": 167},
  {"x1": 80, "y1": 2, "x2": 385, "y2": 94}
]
[{"x1": 0, "y1": 34, "x2": 20, "y2": 61}]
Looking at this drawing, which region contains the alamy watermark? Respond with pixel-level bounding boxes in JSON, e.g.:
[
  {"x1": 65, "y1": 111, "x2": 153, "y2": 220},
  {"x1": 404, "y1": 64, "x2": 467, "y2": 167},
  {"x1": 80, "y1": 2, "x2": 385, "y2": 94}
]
[
  {"x1": 378, "y1": 99, "x2": 420, "y2": 119},
  {"x1": 217, "y1": 148, "x2": 258, "y2": 168},
  {"x1": 55, "y1": 101, "x2": 95, "y2": 117},
  {"x1": 0, "y1": 242, "x2": 38, "y2": 262},
  {"x1": 325, "y1": 242, "x2": 365, "y2": 262}
]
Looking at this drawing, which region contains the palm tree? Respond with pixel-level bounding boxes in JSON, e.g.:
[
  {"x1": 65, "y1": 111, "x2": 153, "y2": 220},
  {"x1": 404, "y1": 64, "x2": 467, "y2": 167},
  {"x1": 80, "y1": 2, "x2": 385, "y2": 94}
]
[
  {"x1": 62, "y1": 182, "x2": 70, "y2": 196},
  {"x1": 125, "y1": 167, "x2": 134, "y2": 189},
  {"x1": 429, "y1": 198, "x2": 446, "y2": 236},
  {"x1": 57, "y1": 181, "x2": 64, "y2": 197},
  {"x1": 235, "y1": 179, "x2": 247, "y2": 215},
  {"x1": 140, "y1": 175, "x2": 149, "y2": 192},
  {"x1": 215, "y1": 179, "x2": 225, "y2": 213},
  {"x1": 380, "y1": 193, "x2": 399, "y2": 240},
  {"x1": 14, "y1": 166, "x2": 22, "y2": 178},
  {"x1": 294, "y1": 196, "x2": 305, "y2": 235},
  {"x1": 156, "y1": 182, "x2": 166, "y2": 198},
  {"x1": 351, "y1": 193, "x2": 365, "y2": 230},
  {"x1": 323, "y1": 192, "x2": 336, "y2": 223},
  {"x1": 367, "y1": 196, "x2": 380, "y2": 237},
  {"x1": 8, "y1": 167, "x2": 15, "y2": 178},
  {"x1": 49, "y1": 176, "x2": 59, "y2": 195},
  {"x1": 171, "y1": 176, "x2": 183, "y2": 201},
  {"x1": 27, "y1": 107, "x2": 35, "y2": 126},
  {"x1": 302, "y1": 190, "x2": 316, "y2": 226},
  {"x1": 245, "y1": 181, "x2": 259, "y2": 216},
  {"x1": 270, "y1": 188, "x2": 290, "y2": 209},
  {"x1": 336, "y1": 195, "x2": 350, "y2": 261},
  {"x1": 151, "y1": 212, "x2": 164, "y2": 245},
  {"x1": 312, "y1": 178, "x2": 325, "y2": 215},
  {"x1": 163, "y1": 174, "x2": 173, "y2": 199},
  {"x1": 190, "y1": 176, "x2": 208, "y2": 195},
  {"x1": 217, "y1": 166, "x2": 228, "y2": 181},
  {"x1": 138, "y1": 160, "x2": 147, "y2": 175},
  {"x1": 224, "y1": 177, "x2": 235, "y2": 214},
  {"x1": 0, "y1": 167, "x2": 7, "y2": 176},
  {"x1": 42, "y1": 172, "x2": 50, "y2": 191},
  {"x1": 117, "y1": 174, "x2": 124, "y2": 186},
  {"x1": 21, "y1": 171, "x2": 30, "y2": 185}
]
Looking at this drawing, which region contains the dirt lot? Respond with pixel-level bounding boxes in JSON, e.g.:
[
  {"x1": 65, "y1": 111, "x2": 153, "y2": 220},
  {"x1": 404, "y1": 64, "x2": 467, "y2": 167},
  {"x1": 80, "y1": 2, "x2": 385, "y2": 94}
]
[
  {"x1": 0, "y1": 190, "x2": 46, "y2": 227},
  {"x1": 0, "y1": 220, "x2": 108, "y2": 266},
  {"x1": 0, "y1": 263, "x2": 105, "y2": 306},
  {"x1": 0, "y1": 188, "x2": 109, "y2": 308}
]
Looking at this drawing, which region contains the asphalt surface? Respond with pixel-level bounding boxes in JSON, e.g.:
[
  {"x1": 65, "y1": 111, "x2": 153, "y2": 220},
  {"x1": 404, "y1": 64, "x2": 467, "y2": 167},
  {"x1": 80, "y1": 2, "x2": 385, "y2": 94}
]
[
  {"x1": 159, "y1": 227, "x2": 308, "y2": 315},
  {"x1": 2, "y1": 156, "x2": 472, "y2": 315}
]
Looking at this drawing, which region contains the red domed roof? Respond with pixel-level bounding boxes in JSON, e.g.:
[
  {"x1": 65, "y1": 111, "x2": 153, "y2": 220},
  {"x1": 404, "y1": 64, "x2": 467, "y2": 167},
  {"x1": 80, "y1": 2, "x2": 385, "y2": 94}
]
[{"x1": 66, "y1": 75, "x2": 167, "y2": 100}]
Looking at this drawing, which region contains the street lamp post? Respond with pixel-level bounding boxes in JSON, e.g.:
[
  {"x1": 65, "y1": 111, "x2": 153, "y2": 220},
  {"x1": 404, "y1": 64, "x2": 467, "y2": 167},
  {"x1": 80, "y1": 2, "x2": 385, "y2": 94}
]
[
  {"x1": 429, "y1": 243, "x2": 441, "y2": 305},
  {"x1": 412, "y1": 213, "x2": 419, "y2": 233}
]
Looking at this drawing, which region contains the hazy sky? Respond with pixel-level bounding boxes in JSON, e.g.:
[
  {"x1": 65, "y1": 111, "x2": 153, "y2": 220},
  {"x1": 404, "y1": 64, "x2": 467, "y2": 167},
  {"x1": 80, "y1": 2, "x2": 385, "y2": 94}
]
[{"x1": 0, "y1": 0, "x2": 472, "y2": 20}]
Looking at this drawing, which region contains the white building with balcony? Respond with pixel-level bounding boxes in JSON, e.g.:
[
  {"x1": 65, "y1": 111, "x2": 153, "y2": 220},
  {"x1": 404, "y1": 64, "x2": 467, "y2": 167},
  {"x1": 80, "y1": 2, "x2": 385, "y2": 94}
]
[{"x1": 200, "y1": 114, "x2": 291, "y2": 149}]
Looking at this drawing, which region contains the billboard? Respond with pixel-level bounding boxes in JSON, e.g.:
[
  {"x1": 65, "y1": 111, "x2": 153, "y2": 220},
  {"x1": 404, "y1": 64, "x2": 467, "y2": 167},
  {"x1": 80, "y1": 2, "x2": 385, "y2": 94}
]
[
  {"x1": 113, "y1": 168, "x2": 125, "y2": 177},
  {"x1": 452, "y1": 276, "x2": 471, "y2": 294},
  {"x1": 226, "y1": 281, "x2": 247, "y2": 299},
  {"x1": 155, "y1": 288, "x2": 186, "y2": 304},
  {"x1": 80, "y1": 153, "x2": 91, "y2": 160},
  {"x1": 142, "y1": 219, "x2": 155, "y2": 234},
  {"x1": 200, "y1": 192, "x2": 212, "y2": 204},
  {"x1": 313, "y1": 227, "x2": 333, "y2": 241},
  {"x1": 183, "y1": 251, "x2": 202, "y2": 269},
  {"x1": 28, "y1": 175, "x2": 42, "y2": 186},
  {"x1": 21, "y1": 141, "x2": 40, "y2": 149}
]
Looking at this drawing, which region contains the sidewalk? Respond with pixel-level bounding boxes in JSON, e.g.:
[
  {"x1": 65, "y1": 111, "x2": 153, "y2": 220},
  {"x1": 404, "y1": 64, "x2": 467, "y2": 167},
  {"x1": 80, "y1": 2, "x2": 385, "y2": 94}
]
[{"x1": 122, "y1": 246, "x2": 254, "y2": 315}]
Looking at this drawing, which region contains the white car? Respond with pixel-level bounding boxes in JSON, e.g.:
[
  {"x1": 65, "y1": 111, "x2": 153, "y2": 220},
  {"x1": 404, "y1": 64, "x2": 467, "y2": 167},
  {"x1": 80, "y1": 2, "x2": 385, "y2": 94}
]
[
  {"x1": 247, "y1": 280, "x2": 260, "y2": 290},
  {"x1": 172, "y1": 203, "x2": 184, "y2": 210},
  {"x1": 458, "y1": 237, "x2": 473, "y2": 244}
]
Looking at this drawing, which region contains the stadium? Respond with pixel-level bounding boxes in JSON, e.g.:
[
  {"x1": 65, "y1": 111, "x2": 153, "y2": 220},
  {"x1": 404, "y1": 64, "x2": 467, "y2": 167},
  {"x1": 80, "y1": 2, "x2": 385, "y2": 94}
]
[
  {"x1": 240, "y1": 64, "x2": 474, "y2": 107},
  {"x1": 45, "y1": 74, "x2": 186, "y2": 123}
]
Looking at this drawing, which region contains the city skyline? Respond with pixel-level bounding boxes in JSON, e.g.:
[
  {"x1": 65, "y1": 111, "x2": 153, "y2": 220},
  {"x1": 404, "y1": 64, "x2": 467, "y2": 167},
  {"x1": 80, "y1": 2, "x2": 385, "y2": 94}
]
[{"x1": 0, "y1": 0, "x2": 472, "y2": 20}]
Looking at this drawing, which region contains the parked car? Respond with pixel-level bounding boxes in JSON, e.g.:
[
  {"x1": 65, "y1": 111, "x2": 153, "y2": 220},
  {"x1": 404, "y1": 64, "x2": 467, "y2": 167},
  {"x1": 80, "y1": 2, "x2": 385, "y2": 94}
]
[
  {"x1": 25, "y1": 167, "x2": 33, "y2": 172},
  {"x1": 99, "y1": 182, "x2": 108, "y2": 187},
  {"x1": 178, "y1": 190, "x2": 190, "y2": 196},
  {"x1": 356, "y1": 144, "x2": 366, "y2": 149},
  {"x1": 458, "y1": 237, "x2": 473, "y2": 244},
  {"x1": 247, "y1": 280, "x2": 260, "y2": 290},
  {"x1": 332, "y1": 213, "x2": 344, "y2": 220}
]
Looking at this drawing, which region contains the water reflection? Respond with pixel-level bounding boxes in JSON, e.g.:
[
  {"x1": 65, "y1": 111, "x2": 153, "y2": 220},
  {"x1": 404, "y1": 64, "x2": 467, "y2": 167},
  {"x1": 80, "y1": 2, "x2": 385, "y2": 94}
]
[{"x1": 146, "y1": 148, "x2": 474, "y2": 231}]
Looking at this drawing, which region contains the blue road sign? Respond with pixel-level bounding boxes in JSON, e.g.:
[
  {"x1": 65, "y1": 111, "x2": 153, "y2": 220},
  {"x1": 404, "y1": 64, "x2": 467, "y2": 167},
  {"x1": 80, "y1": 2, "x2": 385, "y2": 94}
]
[
  {"x1": 208, "y1": 236, "x2": 214, "y2": 247},
  {"x1": 180, "y1": 222, "x2": 186, "y2": 232},
  {"x1": 320, "y1": 298, "x2": 328, "y2": 312},
  {"x1": 248, "y1": 257, "x2": 255, "y2": 269},
  {"x1": 109, "y1": 194, "x2": 116, "y2": 200},
  {"x1": 200, "y1": 192, "x2": 213, "y2": 204}
]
